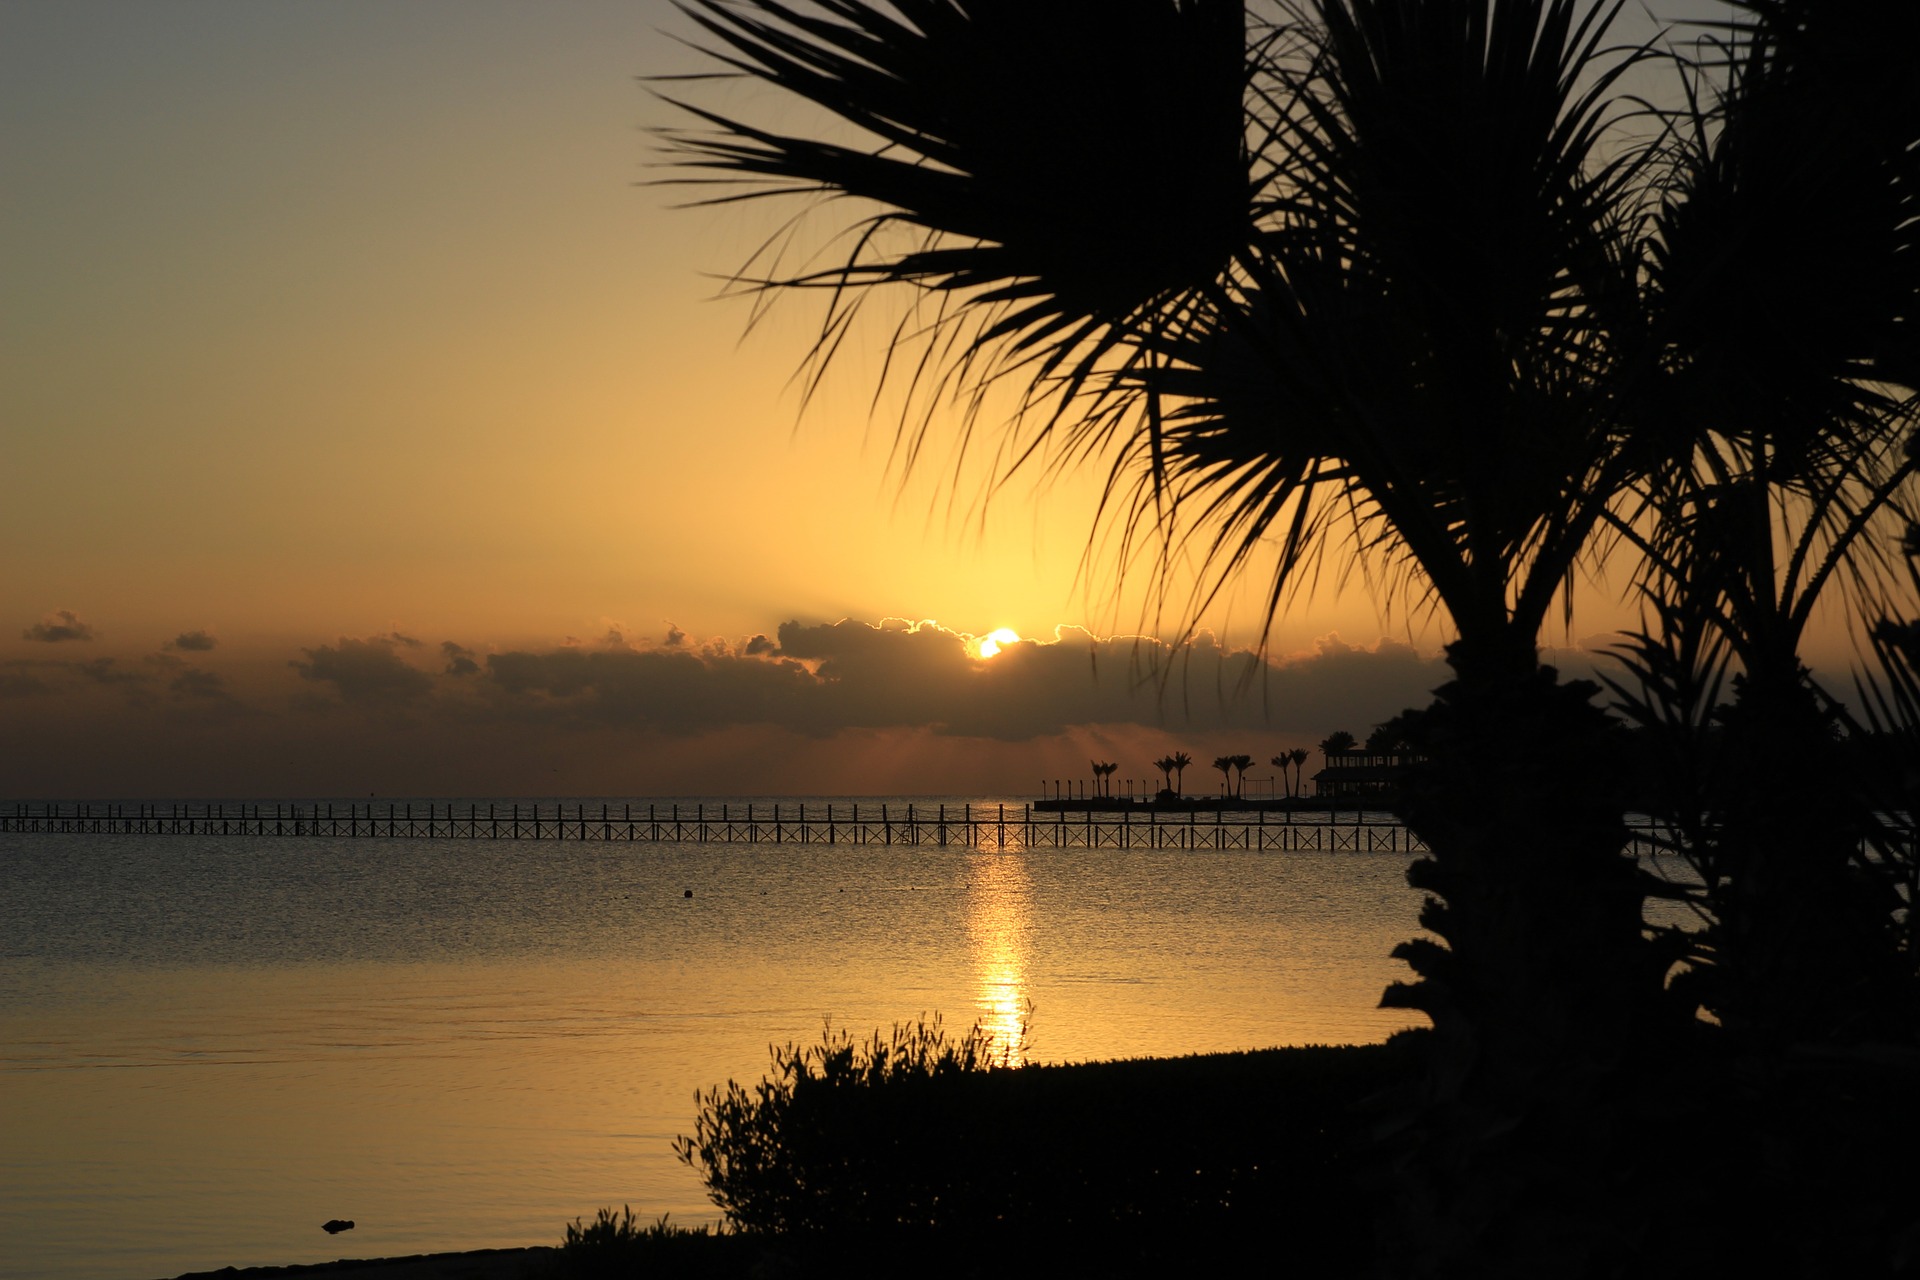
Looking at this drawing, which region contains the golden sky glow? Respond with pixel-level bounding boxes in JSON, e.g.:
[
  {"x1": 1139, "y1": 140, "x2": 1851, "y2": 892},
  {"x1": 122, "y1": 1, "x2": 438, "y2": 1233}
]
[{"x1": 0, "y1": 1, "x2": 1832, "y2": 797}]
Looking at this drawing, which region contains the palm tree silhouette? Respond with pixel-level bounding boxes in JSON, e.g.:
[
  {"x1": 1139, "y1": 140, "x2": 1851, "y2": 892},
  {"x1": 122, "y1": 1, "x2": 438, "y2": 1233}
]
[
  {"x1": 1270, "y1": 755, "x2": 1293, "y2": 799},
  {"x1": 1602, "y1": 0, "x2": 1920, "y2": 1045},
  {"x1": 1288, "y1": 747, "x2": 1312, "y2": 799},
  {"x1": 1229, "y1": 754, "x2": 1255, "y2": 800},
  {"x1": 664, "y1": 0, "x2": 1919, "y2": 1258},
  {"x1": 1364, "y1": 725, "x2": 1404, "y2": 754},
  {"x1": 1169, "y1": 751, "x2": 1192, "y2": 798},
  {"x1": 1152, "y1": 755, "x2": 1176, "y2": 798},
  {"x1": 1317, "y1": 731, "x2": 1356, "y2": 759},
  {"x1": 1090, "y1": 760, "x2": 1118, "y2": 798},
  {"x1": 1212, "y1": 755, "x2": 1232, "y2": 798},
  {"x1": 664, "y1": 0, "x2": 1659, "y2": 1229}
]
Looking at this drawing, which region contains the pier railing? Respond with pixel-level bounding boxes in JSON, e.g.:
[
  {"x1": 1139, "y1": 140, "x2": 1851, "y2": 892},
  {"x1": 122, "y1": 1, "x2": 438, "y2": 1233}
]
[{"x1": 0, "y1": 800, "x2": 1733, "y2": 855}]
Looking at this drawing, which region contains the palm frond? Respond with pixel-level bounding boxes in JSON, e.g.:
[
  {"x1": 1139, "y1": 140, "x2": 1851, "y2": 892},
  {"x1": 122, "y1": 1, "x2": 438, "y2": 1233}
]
[
  {"x1": 1631, "y1": 0, "x2": 1920, "y2": 675},
  {"x1": 660, "y1": 0, "x2": 1255, "y2": 424},
  {"x1": 1130, "y1": 0, "x2": 1651, "y2": 651}
]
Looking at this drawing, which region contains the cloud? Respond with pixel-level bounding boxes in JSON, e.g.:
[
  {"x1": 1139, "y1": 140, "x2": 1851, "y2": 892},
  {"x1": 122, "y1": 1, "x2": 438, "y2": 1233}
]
[
  {"x1": 0, "y1": 614, "x2": 1466, "y2": 795},
  {"x1": 148, "y1": 657, "x2": 250, "y2": 718},
  {"x1": 663, "y1": 623, "x2": 687, "y2": 648},
  {"x1": 483, "y1": 643, "x2": 816, "y2": 727},
  {"x1": 472, "y1": 618, "x2": 1446, "y2": 742},
  {"x1": 169, "y1": 668, "x2": 229, "y2": 699},
  {"x1": 76, "y1": 657, "x2": 144, "y2": 686},
  {"x1": 23, "y1": 610, "x2": 95, "y2": 643},
  {"x1": 292, "y1": 635, "x2": 435, "y2": 705},
  {"x1": 0, "y1": 654, "x2": 158, "y2": 701},
  {"x1": 166, "y1": 630, "x2": 218, "y2": 652},
  {"x1": 442, "y1": 641, "x2": 481, "y2": 677},
  {"x1": 0, "y1": 663, "x2": 52, "y2": 698}
]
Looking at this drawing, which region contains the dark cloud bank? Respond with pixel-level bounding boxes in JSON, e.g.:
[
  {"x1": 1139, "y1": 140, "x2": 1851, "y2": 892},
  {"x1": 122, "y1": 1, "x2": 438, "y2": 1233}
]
[
  {"x1": 1, "y1": 616, "x2": 1482, "y2": 795},
  {"x1": 12, "y1": 616, "x2": 1451, "y2": 739},
  {"x1": 293, "y1": 635, "x2": 435, "y2": 705},
  {"x1": 465, "y1": 619, "x2": 1446, "y2": 741}
]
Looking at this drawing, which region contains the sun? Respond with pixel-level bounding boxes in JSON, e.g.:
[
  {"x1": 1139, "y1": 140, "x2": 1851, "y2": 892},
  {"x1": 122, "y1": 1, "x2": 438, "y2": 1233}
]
[{"x1": 977, "y1": 627, "x2": 1021, "y2": 659}]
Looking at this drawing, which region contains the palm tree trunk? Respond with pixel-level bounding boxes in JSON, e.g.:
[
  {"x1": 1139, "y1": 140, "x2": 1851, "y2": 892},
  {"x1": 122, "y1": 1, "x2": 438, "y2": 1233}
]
[
  {"x1": 1378, "y1": 636, "x2": 1680, "y2": 1274},
  {"x1": 1699, "y1": 661, "x2": 1910, "y2": 1046}
]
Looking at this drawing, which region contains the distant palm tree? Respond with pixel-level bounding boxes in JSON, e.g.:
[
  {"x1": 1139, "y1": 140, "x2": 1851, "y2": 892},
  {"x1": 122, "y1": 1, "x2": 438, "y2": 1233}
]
[
  {"x1": 1091, "y1": 760, "x2": 1118, "y2": 798},
  {"x1": 1170, "y1": 751, "x2": 1192, "y2": 797},
  {"x1": 1318, "y1": 731, "x2": 1357, "y2": 759},
  {"x1": 1229, "y1": 754, "x2": 1255, "y2": 800},
  {"x1": 1270, "y1": 755, "x2": 1293, "y2": 799},
  {"x1": 1288, "y1": 747, "x2": 1312, "y2": 798},
  {"x1": 1152, "y1": 755, "x2": 1177, "y2": 797},
  {"x1": 1212, "y1": 755, "x2": 1233, "y2": 798}
]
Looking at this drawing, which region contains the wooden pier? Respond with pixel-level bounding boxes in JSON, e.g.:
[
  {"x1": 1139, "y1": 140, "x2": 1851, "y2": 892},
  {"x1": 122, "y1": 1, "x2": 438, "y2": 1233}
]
[{"x1": 1, "y1": 800, "x2": 1451, "y2": 852}]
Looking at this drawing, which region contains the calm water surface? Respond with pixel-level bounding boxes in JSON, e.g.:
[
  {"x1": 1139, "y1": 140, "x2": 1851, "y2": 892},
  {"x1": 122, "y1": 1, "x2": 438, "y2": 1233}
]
[{"x1": 1, "y1": 796, "x2": 1427, "y2": 1280}]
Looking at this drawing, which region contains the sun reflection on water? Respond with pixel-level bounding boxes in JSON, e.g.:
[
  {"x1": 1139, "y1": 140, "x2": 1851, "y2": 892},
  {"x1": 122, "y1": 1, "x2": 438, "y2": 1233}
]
[{"x1": 964, "y1": 849, "x2": 1033, "y2": 1066}]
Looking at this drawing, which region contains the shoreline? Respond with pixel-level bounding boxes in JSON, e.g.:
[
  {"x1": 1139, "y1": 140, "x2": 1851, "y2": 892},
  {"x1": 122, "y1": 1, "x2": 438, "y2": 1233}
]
[{"x1": 170, "y1": 1247, "x2": 558, "y2": 1280}]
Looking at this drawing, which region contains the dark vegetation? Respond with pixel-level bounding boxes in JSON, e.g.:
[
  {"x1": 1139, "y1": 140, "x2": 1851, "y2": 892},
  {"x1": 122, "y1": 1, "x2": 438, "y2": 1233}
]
[
  {"x1": 644, "y1": 0, "x2": 1920, "y2": 1273},
  {"x1": 570, "y1": 1030, "x2": 1425, "y2": 1277},
  {"x1": 568, "y1": 1022, "x2": 1920, "y2": 1277},
  {"x1": 558, "y1": 1207, "x2": 754, "y2": 1279},
  {"x1": 673, "y1": 1020, "x2": 1408, "y2": 1248}
]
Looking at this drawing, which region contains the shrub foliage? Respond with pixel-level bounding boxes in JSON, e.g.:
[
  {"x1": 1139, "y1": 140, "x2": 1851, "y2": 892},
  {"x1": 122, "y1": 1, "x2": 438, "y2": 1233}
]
[{"x1": 676, "y1": 1017, "x2": 1422, "y2": 1263}]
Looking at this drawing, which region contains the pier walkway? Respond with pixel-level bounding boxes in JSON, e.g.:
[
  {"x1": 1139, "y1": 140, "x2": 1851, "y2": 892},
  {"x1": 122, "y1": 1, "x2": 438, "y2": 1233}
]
[
  {"x1": 0, "y1": 800, "x2": 1715, "y2": 855},
  {"x1": 0, "y1": 800, "x2": 1452, "y2": 851}
]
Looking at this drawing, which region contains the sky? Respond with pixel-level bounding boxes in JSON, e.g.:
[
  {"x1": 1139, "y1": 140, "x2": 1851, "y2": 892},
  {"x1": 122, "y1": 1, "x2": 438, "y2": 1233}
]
[{"x1": 3, "y1": 0, "x2": 1845, "y2": 798}]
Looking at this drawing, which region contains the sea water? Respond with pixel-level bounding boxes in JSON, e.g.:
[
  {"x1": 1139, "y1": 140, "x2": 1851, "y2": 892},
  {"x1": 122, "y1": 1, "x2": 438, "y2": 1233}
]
[{"x1": 1, "y1": 796, "x2": 1427, "y2": 1280}]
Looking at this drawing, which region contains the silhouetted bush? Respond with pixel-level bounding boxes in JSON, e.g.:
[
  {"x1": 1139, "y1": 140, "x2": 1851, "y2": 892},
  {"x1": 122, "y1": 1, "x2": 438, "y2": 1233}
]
[
  {"x1": 559, "y1": 1205, "x2": 769, "y2": 1279},
  {"x1": 675, "y1": 1019, "x2": 1426, "y2": 1274}
]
